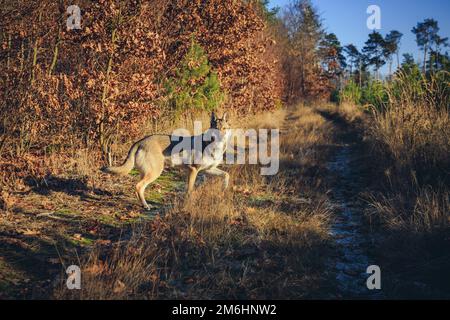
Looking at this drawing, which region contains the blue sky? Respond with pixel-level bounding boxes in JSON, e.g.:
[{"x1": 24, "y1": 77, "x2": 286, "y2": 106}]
[{"x1": 269, "y1": 0, "x2": 450, "y2": 73}]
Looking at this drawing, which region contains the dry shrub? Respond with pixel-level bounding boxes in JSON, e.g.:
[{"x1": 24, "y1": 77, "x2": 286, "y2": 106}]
[
  {"x1": 59, "y1": 179, "x2": 331, "y2": 299},
  {"x1": 317, "y1": 103, "x2": 365, "y2": 125},
  {"x1": 0, "y1": 189, "x2": 17, "y2": 212},
  {"x1": 71, "y1": 149, "x2": 98, "y2": 178},
  {"x1": 0, "y1": 0, "x2": 285, "y2": 189},
  {"x1": 246, "y1": 203, "x2": 330, "y2": 247},
  {"x1": 365, "y1": 183, "x2": 450, "y2": 298},
  {"x1": 0, "y1": 153, "x2": 50, "y2": 189}
]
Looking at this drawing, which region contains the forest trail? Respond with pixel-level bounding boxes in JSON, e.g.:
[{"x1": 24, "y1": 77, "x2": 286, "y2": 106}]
[
  {"x1": 319, "y1": 110, "x2": 382, "y2": 299},
  {"x1": 279, "y1": 105, "x2": 380, "y2": 298}
]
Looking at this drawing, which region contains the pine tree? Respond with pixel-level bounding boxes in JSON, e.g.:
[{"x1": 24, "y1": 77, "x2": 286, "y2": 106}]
[
  {"x1": 399, "y1": 53, "x2": 420, "y2": 75},
  {"x1": 343, "y1": 44, "x2": 367, "y2": 86},
  {"x1": 384, "y1": 30, "x2": 403, "y2": 75},
  {"x1": 412, "y1": 19, "x2": 440, "y2": 74},
  {"x1": 319, "y1": 33, "x2": 346, "y2": 78},
  {"x1": 428, "y1": 35, "x2": 449, "y2": 72},
  {"x1": 255, "y1": 0, "x2": 280, "y2": 24},
  {"x1": 363, "y1": 31, "x2": 386, "y2": 80},
  {"x1": 165, "y1": 38, "x2": 225, "y2": 119}
]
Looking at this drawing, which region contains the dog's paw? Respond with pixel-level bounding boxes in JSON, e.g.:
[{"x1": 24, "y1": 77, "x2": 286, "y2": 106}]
[{"x1": 100, "y1": 166, "x2": 109, "y2": 173}]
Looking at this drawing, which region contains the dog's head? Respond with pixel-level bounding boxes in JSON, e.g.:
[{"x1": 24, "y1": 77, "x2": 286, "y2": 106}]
[{"x1": 210, "y1": 112, "x2": 230, "y2": 133}]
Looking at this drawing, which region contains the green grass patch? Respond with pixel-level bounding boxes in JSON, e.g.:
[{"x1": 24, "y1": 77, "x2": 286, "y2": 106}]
[{"x1": 145, "y1": 170, "x2": 185, "y2": 204}]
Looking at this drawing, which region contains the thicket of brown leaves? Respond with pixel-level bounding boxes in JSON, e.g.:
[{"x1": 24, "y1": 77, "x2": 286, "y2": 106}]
[{"x1": 0, "y1": 0, "x2": 285, "y2": 186}]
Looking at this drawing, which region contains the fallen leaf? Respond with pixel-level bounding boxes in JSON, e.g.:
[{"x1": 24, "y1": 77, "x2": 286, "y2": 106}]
[
  {"x1": 95, "y1": 239, "x2": 111, "y2": 246},
  {"x1": 85, "y1": 260, "x2": 110, "y2": 276},
  {"x1": 22, "y1": 229, "x2": 40, "y2": 236},
  {"x1": 113, "y1": 280, "x2": 126, "y2": 293},
  {"x1": 73, "y1": 234, "x2": 82, "y2": 240}
]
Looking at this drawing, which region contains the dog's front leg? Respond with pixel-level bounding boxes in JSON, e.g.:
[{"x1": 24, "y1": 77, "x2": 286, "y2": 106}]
[{"x1": 205, "y1": 167, "x2": 230, "y2": 189}]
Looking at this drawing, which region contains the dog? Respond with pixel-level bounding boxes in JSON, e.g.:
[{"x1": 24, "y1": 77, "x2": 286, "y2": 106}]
[{"x1": 102, "y1": 112, "x2": 231, "y2": 210}]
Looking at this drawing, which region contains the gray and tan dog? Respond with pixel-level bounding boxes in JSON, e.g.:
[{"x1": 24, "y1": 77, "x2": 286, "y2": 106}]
[{"x1": 103, "y1": 112, "x2": 231, "y2": 210}]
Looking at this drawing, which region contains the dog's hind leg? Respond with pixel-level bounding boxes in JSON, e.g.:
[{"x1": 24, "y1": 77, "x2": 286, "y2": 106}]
[
  {"x1": 136, "y1": 175, "x2": 155, "y2": 210},
  {"x1": 136, "y1": 155, "x2": 164, "y2": 210}
]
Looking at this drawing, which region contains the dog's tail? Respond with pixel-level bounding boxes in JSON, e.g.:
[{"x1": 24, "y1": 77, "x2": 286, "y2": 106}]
[{"x1": 102, "y1": 141, "x2": 140, "y2": 176}]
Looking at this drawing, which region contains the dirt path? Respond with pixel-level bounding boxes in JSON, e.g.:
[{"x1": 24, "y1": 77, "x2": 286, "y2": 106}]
[
  {"x1": 321, "y1": 110, "x2": 382, "y2": 299},
  {"x1": 327, "y1": 143, "x2": 377, "y2": 298}
]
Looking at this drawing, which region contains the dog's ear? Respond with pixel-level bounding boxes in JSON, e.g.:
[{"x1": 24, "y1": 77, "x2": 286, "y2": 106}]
[
  {"x1": 222, "y1": 112, "x2": 228, "y2": 122},
  {"x1": 210, "y1": 111, "x2": 217, "y2": 127}
]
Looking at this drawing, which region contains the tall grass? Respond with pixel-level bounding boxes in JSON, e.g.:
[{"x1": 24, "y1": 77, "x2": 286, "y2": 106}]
[
  {"x1": 367, "y1": 70, "x2": 450, "y2": 231},
  {"x1": 370, "y1": 71, "x2": 450, "y2": 174},
  {"x1": 365, "y1": 71, "x2": 450, "y2": 297}
]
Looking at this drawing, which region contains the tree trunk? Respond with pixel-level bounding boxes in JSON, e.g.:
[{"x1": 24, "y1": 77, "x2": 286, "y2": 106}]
[
  {"x1": 358, "y1": 62, "x2": 362, "y2": 88},
  {"x1": 423, "y1": 46, "x2": 428, "y2": 74},
  {"x1": 100, "y1": 12, "x2": 120, "y2": 165},
  {"x1": 49, "y1": 1, "x2": 64, "y2": 75},
  {"x1": 31, "y1": 11, "x2": 43, "y2": 84},
  {"x1": 6, "y1": 34, "x2": 11, "y2": 70},
  {"x1": 49, "y1": 38, "x2": 60, "y2": 75}
]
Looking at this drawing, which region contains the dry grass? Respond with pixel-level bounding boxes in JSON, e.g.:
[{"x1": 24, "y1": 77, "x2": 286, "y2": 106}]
[
  {"x1": 54, "y1": 104, "x2": 337, "y2": 300},
  {"x1": 317, "y1": 102, "x2": 364, "y2": 121},
  {"x1": 366, "y1": 72, "x2": 450, "y2": 232},
  {"x1": 370, "y1": 71, "x2": 450, "y2": 172},
  {"x1": 367, "y1": 185, "x2": 449, "y2": 234},
  {"x1": 362, "y1": 72, "x2": 450, "y2": 298},
  {"x1": 364, "y1": 182, "x2": 450, "y2": 298}
]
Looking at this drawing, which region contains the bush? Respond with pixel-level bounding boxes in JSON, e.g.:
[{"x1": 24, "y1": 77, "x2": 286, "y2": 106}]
[
  {"x1": 339, "y1": 79, "x2": 388, "y2": 110},
  {"x1": 0, "y1": 0, "x2": 284, "y2": 185},
  {"x1": 338, "y1": 80, "x2": 362, "y2": 105},
  {"x1": 361, "y1": 80, "x2": 388, "y2": 110}
]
